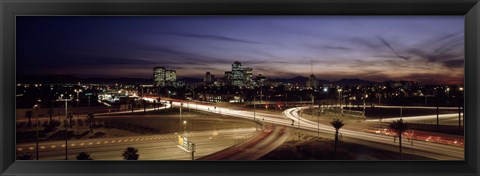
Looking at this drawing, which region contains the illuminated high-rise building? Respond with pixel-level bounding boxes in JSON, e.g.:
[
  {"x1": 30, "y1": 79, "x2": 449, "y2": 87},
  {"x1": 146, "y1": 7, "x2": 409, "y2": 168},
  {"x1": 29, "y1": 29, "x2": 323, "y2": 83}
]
[
  {"x1": 255, "y1": 74, "x2": 268, "y2": 87},
  {"x1": 224, "y1": 71, "x2": 232, "y2": 85},
  {"x1": 153, "y1": 67, "x2": 176, "y2": 87},
  {"x1": 153, "y1": 67, "x2": 166, "y2": 87},
  {"x1": 205, "y1": 72, "x2": 213, "y2": 84},
  {"x1": 231, "y1": 61, "x2": 244, "y2": 87},
  {"x1": 165, "y1": 70, "x2": 176, "y2": 86},
  {"x1": 243, "y1": 67, "x2": 253, "y2": 87}
]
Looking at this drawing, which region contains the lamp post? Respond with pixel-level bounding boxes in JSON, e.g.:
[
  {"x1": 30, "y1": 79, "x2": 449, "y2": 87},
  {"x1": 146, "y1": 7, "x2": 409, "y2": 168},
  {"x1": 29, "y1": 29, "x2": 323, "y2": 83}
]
[
  {"x1": 57, "y1": 94, "x2": 73, "y2": 160},
  {"x1": 188, "y1": 88, "x2": 196, "y2": 110},
  {"x1": 33, "y1": 104, "x2": 40, "y2": 160},
  {"x1": 253, "y1": 96, "x2": 256, "y2": 121},
  {"x1": 74, "y1": 89, "x2": 82, "y2": 106},
  {"x1": 183, "y1": 120, "x2": 187, "y2": 136},
  {"x1": 253, "y1": 93, "x2": 264, "y2": 122},
  {"x1": 338, "y1": 88, "x2": 342, "y2": 108},
  {"x1": 88, "y1": 96, "x2": 91, "y2": 108},
  {"x1": 323, "y1": 87, "x2": 329, "y2": 108},
  {"x1": 363, "y1": 94, "x2": 368, "y2": 118},
  {"x1": 179, "y1": 103, "x2": 183, "y2": 133}
]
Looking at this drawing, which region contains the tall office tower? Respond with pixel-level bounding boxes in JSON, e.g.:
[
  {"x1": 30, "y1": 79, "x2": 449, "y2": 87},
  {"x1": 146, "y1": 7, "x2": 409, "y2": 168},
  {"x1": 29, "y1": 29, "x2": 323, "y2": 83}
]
[
  {"x1": 231, "y1": 61, "x2": 244, "y2": 87},
  {"x1": 204, "y1": 72, "x2": 212, "y2": 84},
  {"x1": 243, "y1": 67, "x2": 253, "y2": 87},
  {"x1": 165, "y1": 70, "x2": 176, "y2": 86},
  {"x1": 224, "y1": 71, "x2": 232, "y2": 85},
  {"x1": 255, "y1": 74, "x2": 268, "y2": 87},
  {"x1": 153, "y1": 67, "x2": 166, "y2": 87}
]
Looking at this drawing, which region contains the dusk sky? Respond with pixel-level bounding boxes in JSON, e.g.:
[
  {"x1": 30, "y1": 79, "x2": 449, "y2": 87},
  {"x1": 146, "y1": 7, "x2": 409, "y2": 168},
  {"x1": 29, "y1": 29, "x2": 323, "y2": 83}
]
[{"x1": 16, "y1": 16, "x2": 464, "y2": 84}]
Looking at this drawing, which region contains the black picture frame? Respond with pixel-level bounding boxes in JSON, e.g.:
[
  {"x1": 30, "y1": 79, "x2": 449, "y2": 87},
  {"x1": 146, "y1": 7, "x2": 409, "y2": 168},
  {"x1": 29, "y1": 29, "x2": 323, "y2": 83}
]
[{"x1": 1, "y1": 0, "x2": 479, "y2": 175}]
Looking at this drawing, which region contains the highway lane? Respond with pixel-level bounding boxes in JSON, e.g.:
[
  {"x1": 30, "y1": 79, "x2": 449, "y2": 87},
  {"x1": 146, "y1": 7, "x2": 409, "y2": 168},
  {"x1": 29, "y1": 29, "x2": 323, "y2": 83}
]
[
  {"x1": 17, "y1": 128, "x2": 258, "y2": 160},
  {"x1": 16, "y1": 104, "x2": 173, "y2": 123},
  {"x1": 220, "y1": 126, "x2": 290, "y2": 160},
  {"x1": 284, "y1": 107, "x2": 464, "y2": 160},
  {"x1": 171, "y1": 101, "x2": 464, "y2": 160},
  {"x1": 365, "y1": 113, "x2": 463, "y2": 123}
]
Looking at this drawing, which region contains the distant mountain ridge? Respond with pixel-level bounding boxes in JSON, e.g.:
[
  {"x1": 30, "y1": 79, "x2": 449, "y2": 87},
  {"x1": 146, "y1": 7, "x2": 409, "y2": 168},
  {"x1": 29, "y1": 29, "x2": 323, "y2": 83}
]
[
  {"x1": 270, "y1": 76, "x2": 330, "y2": 85},
  {"x1": 332, "y1": 78, "x2": 377, "y2": 86}
]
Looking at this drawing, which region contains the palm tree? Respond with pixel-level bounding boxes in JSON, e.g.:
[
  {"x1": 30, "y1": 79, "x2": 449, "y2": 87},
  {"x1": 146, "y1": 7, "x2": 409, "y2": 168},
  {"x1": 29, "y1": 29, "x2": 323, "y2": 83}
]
[
  {"x1": 67, "y1": 112, "x2": 74, "y2": 128},
  {"x1": 330, "y1": 118, "x2": 345, "y2": 155},
  {"x1": 47, "y1": 107, "x2": 54, "y2": 125},
  {"x1": 25, "y1": 111, "x2": 34, "y2": 128},
  {"x1": 142, "y1": 100, "x2": 147, "y2": 113},
  {"x1": 122, "y1": 147, "x2": 139, "y2": 160},
  {"x1": 17, "y1": 153, "x2": 33, "y2": 160},
  {"x1": 129, "y1": 99, "x2": 135, "y2": 112},
  {"x1": 76, "y1": 152, "x2": 93, "y2": 160},
  {"x1": 87, "y1": 113, "x2": 94, "y2": 133},
  {"x1": 388, "y1": 119, "x2": 409, "y2": 160}
]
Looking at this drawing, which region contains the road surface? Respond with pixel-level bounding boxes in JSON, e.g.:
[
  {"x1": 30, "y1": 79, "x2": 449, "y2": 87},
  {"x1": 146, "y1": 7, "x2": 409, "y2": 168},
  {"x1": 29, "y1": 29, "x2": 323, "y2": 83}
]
[
  {"x1": 17, "y1": 128, "x2": 258, "y2": 160},
  {"x1": 171, "y1": 102, "x2": 464, "y2": 160}
]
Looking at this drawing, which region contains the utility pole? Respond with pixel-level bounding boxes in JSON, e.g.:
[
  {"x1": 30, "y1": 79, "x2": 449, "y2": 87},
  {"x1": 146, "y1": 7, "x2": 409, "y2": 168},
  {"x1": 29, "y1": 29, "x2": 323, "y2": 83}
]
[
  {"x1": 253, "y1": 96, "x2": 256, "y2": 121},
  {"x1": 77, "y1": 113, "x2": 80, "y2": 134},
  {"x1": 458, "y1": 105, "x2": 461, "y2": 130},
  {"x1": 298, "y1": 108, "x2": 301, "y2": 140},
  {"x1": 74, "y1": 89, "x2": 82, "y2": 106},
  {"x1": 33, "y1": 104, "x2": 40, "y2": 160},
  {"x1": 400, "y1": 107, "x2": 403, "y2": 120},
  {"x1": 317, "y1": 108, "x2": 320, "y2": 137},
  {"x1": 57, "y1": 94, "x2": 73, "y2": 160},
  {"x1": 191, "y1": 143, "x2": 196, "y2": 160},
  {"x1": 180, "y1": 103, "x2": 183, "y2": 132},
  {"x1": 437, "y1": 106, "x2": 439, "y2": 132}
]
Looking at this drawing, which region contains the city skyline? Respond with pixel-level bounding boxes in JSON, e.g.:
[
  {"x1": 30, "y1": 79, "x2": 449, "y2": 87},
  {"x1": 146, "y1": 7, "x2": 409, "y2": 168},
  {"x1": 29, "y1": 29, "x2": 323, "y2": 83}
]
[{"x1": 17, "y1": 16, "x2": 464, "y2": 84}]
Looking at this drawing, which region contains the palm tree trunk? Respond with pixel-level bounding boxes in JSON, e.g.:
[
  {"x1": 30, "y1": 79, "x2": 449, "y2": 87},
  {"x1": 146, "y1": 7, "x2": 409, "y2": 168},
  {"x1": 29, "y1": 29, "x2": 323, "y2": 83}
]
[
  {"x1": 334, "y1": 130, "x2": 339, "y2": 154},
  {"x1": 89, "y1": 121, "x2": 93, "y2": 133},
  {"x1": 399, "y1": 135, "x2": 402, "y2": 160}
]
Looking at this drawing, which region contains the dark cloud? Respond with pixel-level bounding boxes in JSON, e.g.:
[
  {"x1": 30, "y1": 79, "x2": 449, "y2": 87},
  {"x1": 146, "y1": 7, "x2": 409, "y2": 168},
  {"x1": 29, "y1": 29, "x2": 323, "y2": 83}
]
[
  {"x1": 159, "y1": 32, "x2": 263, "y2": 44},
  {"x1": 377, "y1": 36, "x2": 411, "y2": 60},
  {"x1": 349, "y1": 37, "x2": 383, "y2": 49},
  {"x1": 323, "y1": 45, "x2": 352, "y2": 50},
  {"x1": 441, "y1": 59, "x2": 464, "y2": 68}
]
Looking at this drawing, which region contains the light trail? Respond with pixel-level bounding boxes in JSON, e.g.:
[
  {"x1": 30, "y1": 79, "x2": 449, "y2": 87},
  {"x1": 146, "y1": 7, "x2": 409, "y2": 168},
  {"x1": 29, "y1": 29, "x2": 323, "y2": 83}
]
[{"x1": 171, "y1": 101, "x2": 463, "y2": 160}]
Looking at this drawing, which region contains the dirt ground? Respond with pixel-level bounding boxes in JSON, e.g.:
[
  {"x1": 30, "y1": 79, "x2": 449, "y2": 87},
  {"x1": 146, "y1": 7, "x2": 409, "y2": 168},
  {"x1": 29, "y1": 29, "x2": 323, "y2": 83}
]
[
  {"x1": 260, "y1": 134, "x2": 433, "y2": 160},
  {"x1": 16, "y1": 108, "x2": 257, "y2": 143}
]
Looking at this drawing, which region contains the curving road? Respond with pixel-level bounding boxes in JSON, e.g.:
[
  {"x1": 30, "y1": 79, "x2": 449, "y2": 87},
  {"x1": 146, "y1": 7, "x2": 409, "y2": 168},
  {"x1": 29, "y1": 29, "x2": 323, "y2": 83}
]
[{"x1": 172, "y1": 101, "x2": 464, "y2": 160}]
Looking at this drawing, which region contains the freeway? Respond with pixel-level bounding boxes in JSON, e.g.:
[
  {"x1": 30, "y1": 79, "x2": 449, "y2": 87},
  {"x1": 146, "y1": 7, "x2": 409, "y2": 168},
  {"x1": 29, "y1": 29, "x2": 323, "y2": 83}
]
[
  {"x1": 16, "y1": 104, "x2": 173, "y2": 123},
  {"x1": 200, "y1": 125, "x2": 290, "y2": 160},
  {"x1": 365, "y1": 113, "x2": 463, "y2": 123},
  {"x1": 171, "y1": 101, "x2": 464, "y2": 160},
  {"x1": 284, "y1": 107, "x2": 463, "y2": 160},
  {"x1": 16, "y1": 128, "x2": 258, "y2": 160}
]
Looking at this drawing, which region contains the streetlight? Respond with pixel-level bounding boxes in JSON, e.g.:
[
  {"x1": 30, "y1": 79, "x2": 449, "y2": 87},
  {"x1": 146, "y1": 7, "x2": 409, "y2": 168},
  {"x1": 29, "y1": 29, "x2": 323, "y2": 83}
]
[
  {"x1": 33, "y1": 104, "x2": 40, "y2": 160},
  {"x1": 323, "y1": 87, "x2": 329, "y2": 108},
  {"x1": 187, "y1": 88, "x2": 196, "y2": 110},
  {"x1": 363, "y1": 94, "x2": 368, "y2": 118},
  {"x1": 179, "y1": 103, "x2": 183, "y2": 133},
  {"x1": 87, "y1": 96, "x2": 91, "y2": 108},
  {"x1": 338, "y1": 88, "x2": 342, "y2": 108},
  {"x1": 74, "y1": 89, "x2": 82, "y2": 106},
  {"x1": 183, "y1": 120, "x2": 187, "y2": 135},
  {"x1": 57, "y1": 94, "x2": 73, "y2": 160},
  {"x1": 253, "y1": 94, "x2": 264, "y2": 122}
]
